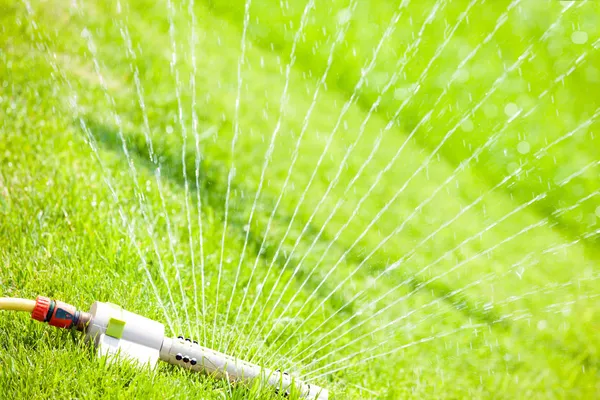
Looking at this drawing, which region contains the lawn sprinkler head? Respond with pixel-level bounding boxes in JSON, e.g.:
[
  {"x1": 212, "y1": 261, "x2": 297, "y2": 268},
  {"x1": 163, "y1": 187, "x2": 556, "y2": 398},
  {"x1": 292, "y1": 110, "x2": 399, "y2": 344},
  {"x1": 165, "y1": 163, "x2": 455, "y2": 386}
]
[{"x1": 2, "y1": 296, "x2": 328, "y2": 400}]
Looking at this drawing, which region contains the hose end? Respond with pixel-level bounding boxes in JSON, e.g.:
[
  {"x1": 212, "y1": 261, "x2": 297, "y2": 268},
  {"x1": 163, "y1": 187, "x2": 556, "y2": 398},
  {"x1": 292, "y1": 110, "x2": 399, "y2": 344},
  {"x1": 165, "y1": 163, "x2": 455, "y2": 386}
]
[{"x1": 31, "y1": 296, "x2": 90, "y2": 331}]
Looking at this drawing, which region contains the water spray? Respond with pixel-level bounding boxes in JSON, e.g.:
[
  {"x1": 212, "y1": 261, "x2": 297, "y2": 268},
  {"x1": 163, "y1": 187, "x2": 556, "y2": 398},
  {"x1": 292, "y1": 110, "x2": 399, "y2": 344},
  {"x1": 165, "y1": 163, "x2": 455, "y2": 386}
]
[{"x1": 0, "y1": 296, "x2": 328, "y2": 399}]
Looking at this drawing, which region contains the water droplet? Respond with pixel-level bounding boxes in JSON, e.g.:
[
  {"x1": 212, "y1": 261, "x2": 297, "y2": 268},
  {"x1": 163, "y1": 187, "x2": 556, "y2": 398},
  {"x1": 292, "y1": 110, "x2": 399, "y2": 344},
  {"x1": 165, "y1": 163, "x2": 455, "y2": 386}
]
[
  {"x1": 483, "y1": 103, "x2": 498, "y2": 118},
  {"x1": 394, "y1": 84, "x2": 417, "y2": 100},
  {"x1": 461, "y1": 119, "x2": 474, "y2": 132},
  {"x1": 166, "y1": 125, "x2": 174, "y2": 134},
  {"x1": 572, "y1": 184, "x2": 585, "y2": 197},
  {"x1": 454, "y1": 69, "x2": 470, "y2": 83},
  {"x1": 595, "y1": 206, "x2": 600, "y2": 218},
  {"x1": 571, "y1": 31, "x2": 588, "y2": 45},
  {"x1": 586, "y1": 66, "x2": 600, "y2": 83},
  {"x1": 537, "y1": 320, "x2": 547, "y2": 330},
  {"x1": 507, "y1": 162, "x2": 520, "y2": 174},
  {"x1": 504, "y1": 103, "x2": 519, "y2": 117},
  {"x1": 517, "y1": 141, "x2": 530, "y2": 155},
  {"x1": 336, "y1": 8, "x2": 352, "y2": 25},
  {"x1": 547, "y1": 41, "x2": 564, "y2": 57}
]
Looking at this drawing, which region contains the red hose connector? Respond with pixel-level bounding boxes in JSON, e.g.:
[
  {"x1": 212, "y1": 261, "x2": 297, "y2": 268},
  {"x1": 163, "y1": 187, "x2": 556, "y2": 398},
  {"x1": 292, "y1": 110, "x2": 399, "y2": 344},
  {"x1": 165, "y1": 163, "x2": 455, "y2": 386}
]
[
  {"x1": 31, "y1": 296, "x2": 91, "y2": 331},
  {"x1": 31, "y1": 295, "x2": 51, "y2": 322}
]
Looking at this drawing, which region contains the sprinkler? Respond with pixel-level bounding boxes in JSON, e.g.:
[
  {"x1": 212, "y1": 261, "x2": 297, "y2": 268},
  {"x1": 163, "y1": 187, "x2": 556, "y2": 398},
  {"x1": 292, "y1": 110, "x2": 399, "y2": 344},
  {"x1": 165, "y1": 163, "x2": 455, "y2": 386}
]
[{"x1": 0, "y1": 296, "x2": 328, "y2": 399}]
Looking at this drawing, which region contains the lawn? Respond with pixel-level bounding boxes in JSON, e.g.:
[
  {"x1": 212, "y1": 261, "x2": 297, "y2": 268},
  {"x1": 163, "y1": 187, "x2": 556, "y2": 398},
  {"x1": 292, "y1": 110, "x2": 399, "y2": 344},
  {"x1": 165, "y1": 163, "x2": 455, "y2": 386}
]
[{"x1": 0, "y1": 0, "x2": 599, "y2": 398}]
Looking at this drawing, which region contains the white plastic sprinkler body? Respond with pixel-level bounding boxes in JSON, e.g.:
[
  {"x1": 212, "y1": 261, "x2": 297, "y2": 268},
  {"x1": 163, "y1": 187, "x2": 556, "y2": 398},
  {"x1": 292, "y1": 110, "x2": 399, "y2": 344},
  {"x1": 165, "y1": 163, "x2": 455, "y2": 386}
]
[
  {"x1": 85, "y1": 301, "x2": 165, "y2": 366},
  {"x1": 85, "y1": 302, "x2": 328, "y2": 400}
]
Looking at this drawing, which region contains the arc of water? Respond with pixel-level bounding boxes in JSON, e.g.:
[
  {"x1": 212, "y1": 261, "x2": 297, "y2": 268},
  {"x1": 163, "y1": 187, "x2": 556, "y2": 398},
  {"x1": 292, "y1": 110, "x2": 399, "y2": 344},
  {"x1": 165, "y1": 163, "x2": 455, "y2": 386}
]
[
  {"x1": 257, "y1": 1, "x2": 590, "y2": 357},
  {"x1": 296, "y1": 187, "x2": 597, "y2": 370},
  {"x1": 220, "y1": 0, "x2": 317, "y2": 352},
  {"x1": 164, "y1": 0, "x2": 195, "y2": 338},
  {"x1": 280, "y1": 45, "x2": 597, "y2": 364},
  {"x1": 258, "y1": 45, "x2": 535, "y2": 362},
  {"x1": 242, "y1": 0, "x2": 444, "y2": 359},
  {"x1": 287, "y1": 133, "x2": 512, "y2": 364},
  {"x1": 246, "y1": 0, "x2": 488, "y2": 359},
  {"x1": 246, "y1": 0, "x2": 524, "y2": 354},
  {"x1": 19, "y1": 0, "x2": 176, "y2": 332},
  {"x1": 343, "y1": 0, "x2": 519, "y2": 195},
  {"x1": 82, "y1": 24, "x2": 191, "y2": 333},
  {"x1": 263, "y1": 97, "x2": 599, "y2": 366},
  {"x1": 305, "y1": 278, "x2": 600, "y2": 382},
  {"x1": 232, "y1": 0, "x2": 363, "y2": 356},
  {"x1": 301, "y1": 217, "x2": 597, "y2": 381},
  {"x1": 307, "y1": 323, "x2": 488, "y2": 381},
  {"x1": 213, "y1": 0, "x2": 253, "y2": 349},
  {"x1": 300, "y1": 226, "x2": 600, "y2": 379},
  {"x1": 117, "y1": 23, "x2": 188, "y2": 332},
  {"x1": 188, "y1": 0, "x2": 208, "y2": 347}
]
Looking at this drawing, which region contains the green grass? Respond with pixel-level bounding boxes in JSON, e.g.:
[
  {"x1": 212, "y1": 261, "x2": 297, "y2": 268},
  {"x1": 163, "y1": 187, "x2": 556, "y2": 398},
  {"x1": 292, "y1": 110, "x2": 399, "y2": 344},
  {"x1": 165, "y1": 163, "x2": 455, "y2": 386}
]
[{"x1": 1, "y1": 0, "x2": 599, "y2": 398}]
